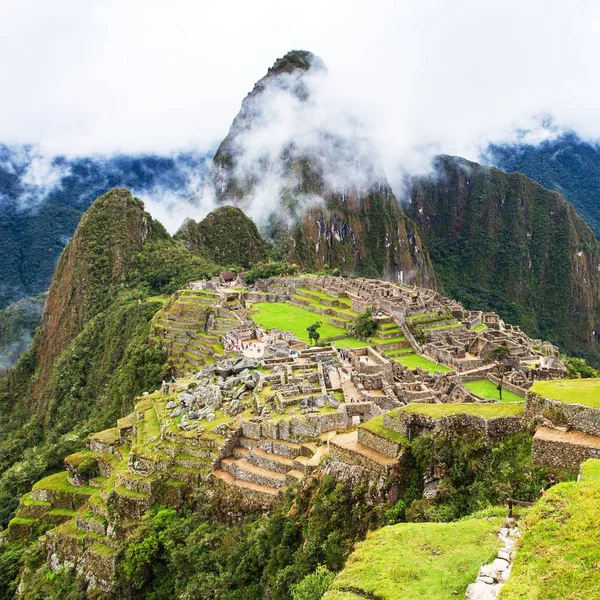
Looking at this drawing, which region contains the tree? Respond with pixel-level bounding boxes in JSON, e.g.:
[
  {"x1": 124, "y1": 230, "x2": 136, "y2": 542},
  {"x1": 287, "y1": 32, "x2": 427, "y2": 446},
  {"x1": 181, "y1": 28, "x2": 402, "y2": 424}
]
[
  {"x1": 485, "y1": 345, "x2": 511, "y2": 400},
  {"x1": 307, "y1": 321, "x2": 322, "y2": 346},
  {"x1": 352, "y1": 308, "x2": 378, "y2": 340}
]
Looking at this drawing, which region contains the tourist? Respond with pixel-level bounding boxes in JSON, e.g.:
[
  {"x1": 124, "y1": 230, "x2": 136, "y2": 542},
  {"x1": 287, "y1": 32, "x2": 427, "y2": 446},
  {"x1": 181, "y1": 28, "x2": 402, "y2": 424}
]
[{"x1": 540, "y1": 474, "x2": 558, "y2": 495}]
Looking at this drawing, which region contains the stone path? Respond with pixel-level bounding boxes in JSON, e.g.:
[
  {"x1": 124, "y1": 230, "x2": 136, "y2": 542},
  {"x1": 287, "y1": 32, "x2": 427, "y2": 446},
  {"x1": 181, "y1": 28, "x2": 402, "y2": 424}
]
[
  {"x1": 465, "y1": 519, "x2": 520, "y2": 600},
  {"x1": 340, "y1": 365, "x2": 361, "y2": 403}
]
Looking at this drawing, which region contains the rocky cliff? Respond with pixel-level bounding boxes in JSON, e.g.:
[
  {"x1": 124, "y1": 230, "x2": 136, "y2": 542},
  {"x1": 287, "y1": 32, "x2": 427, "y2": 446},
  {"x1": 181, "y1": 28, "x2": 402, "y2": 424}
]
[
  {"x1": 204, "y1": 50, "x2": 433, "y2": 286},
  {"x1": 407, "y1": 156, "x2": 600, "y2": 360}
]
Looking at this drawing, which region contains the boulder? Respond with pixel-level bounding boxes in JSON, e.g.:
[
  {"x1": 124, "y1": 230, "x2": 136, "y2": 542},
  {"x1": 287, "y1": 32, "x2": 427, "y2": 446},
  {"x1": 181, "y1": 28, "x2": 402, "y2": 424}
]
[
  {"x1": 170, "y1": 408, "x2": 183, "y2": 418},
  {"x1": 166, "y1": 401, "x2": 177, "y2": 410},
  {"x1": 232, "y1": 358, "x2": 260, "y2": 374},
  {"x1": 190, "y1": 385, "x2": 223, "y2": 410},
  {"x1": 178, "y1": 393, "x2": 194, "y2": 407}
]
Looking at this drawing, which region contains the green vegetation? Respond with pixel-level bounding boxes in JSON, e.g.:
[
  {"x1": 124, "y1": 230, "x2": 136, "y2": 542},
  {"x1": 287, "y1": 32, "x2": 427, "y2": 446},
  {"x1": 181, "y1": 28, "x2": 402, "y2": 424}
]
[
  {"x1": 252, "y1": 302, "x2": 347, "y2": 342},
  {"x1": 177, "y1": 205, "x2": 270, "y2": 269},
  {"x1": 324, "y1": 517, "x2": 502, "y2": 600},
  {"x1": 244, "y1": 261, "x2": 298, "y2": 285},
  {"x1": 563, "y1": 355, "x2": 599, "y2": 378},
  {"x1": 393, "y1": 353, "x2": 452, "y2": 373},
  {"x1": 408, "y1": 154, "x2": 600, "y2": 363},
  {"x1": 464, "y1": 379, "x2": 524, "y2": 403},
  {"x1": 401, "y1": 402, "x2": 524, "y2": 419},
  {"x1": 360, "y1": 416, "x2": 408, "y2": 445},
  {"x1": 530, "y1": 378, "x2": 600, "y2": 408},
  {"x1": 332, "y1": 338, "x2": 370, "y2": 349},
  {"x1": 352, "y1": 308, "x2": 378, "y2": 339},
  {"x1": 500, "y1": 459, "x2": 600, "y2": 600},
  {"x1": 307, "y1": 321, "x2": 322, "y2": 346}
]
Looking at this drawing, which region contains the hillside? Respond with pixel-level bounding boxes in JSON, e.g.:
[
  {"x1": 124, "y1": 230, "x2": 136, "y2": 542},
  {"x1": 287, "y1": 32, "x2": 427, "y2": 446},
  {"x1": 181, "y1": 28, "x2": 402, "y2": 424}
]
[
  {"x1": 487, "y1": 132, "x2": 600, "y2": 237},
  {"x1": 177, "y1": 205, "x2": 270, "y2": 268},
  {"x1": 0, "y1": 145, "x2": 210, "y2": 310},
  {"x1": 203, "y1": 50, "x2": 434, "y2": 285},
  {"x1": 406, "y1": 155, "x2": 600, "y2": 361},
  {"x1": 0, "y1": 188, "x2": 223, "y2": 530}
]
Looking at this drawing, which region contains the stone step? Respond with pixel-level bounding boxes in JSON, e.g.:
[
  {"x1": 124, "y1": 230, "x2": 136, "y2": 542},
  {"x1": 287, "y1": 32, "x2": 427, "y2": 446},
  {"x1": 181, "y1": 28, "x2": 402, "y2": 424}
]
[
  {"x1": 329, "y1": 431, "x2": 398, "y2": 475},
  {"x1": 221, "y1": 457, "x2": 287, "y2": 488},
  {"x1": 232, "y1": 446, "x2": 250, "y2": 459},
  {"x1": 285, "y1": 469, "x2": 304, "y2": 486},
  {"x1": 248, "y1": 447, "x2": 295, "y2": 474},
  {"x1": 293, "y1": 445, "x2": 328, "y2": 473},
  {"x1": 211, "y1": 469, "x2": 280, "y2": 497}
]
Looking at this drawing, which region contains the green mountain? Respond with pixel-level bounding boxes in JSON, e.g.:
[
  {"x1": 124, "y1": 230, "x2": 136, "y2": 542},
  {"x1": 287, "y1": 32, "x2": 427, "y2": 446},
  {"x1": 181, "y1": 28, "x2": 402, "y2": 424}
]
[
  {"x1": 205, "y1": 50, "x2": 434, "y2": 286},
  {"x1": 178, "y1": 205, "x2": 270, "y2": 269},
  {"x1": 487, "y1": 132, "x2": 600, "y2": 238},
  {"x1": 0, "y1": 188, "x2": 222, "y2": 527},
  {"x1": 406, "y1": 155, "x2": 600, "y2": 361}
]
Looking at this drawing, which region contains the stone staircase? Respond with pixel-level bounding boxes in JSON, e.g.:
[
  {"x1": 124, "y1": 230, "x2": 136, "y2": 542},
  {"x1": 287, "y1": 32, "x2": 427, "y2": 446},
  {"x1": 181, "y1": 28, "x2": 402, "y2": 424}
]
[{"x1": 212, "y1": 435, "x2": 326, "y2": 504}]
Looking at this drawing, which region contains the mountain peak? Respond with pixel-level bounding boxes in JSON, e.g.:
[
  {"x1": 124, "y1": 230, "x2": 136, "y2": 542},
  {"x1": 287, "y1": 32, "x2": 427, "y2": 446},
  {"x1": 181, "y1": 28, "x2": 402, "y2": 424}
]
[{"x1": 266, "y1": 50, "x2": 326, "y2": 77}]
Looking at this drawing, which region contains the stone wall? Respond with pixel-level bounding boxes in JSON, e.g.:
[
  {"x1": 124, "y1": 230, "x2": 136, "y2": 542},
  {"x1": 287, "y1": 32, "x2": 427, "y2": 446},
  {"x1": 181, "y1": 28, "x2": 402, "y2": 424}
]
[
  {"x1": 487, "y1": 374, "x2": 528, "y2": 396},
  {"x1": 357, "y1": 427, "x2": 404, "y2": 458},
  {"x1": 383, "y1": 410, "x2": 525, "y2": 441},
  {"x1": 525, "y1": 392, "x2": 600, "y2": 437},
  {"x1": 532, "y1": 427, "x2": 600, "y2": 469}
]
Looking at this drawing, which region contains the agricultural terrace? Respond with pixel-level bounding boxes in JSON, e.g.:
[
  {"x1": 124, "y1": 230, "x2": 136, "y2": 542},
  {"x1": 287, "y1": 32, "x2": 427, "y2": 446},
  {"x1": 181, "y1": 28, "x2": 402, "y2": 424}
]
[
  {"x1": 530, "y1": 378, "x2": 600, "y2": 408},
  {"x1": 400, "y1": 402, "x2": 524, "y2": 419},
  {"x1": 393, "y1": 353, "x2": 453, "y2": 374},
  {"x1": 323, "y1": 517, "x2": 502, "y2": 600},
  {"x1": 464, "y1": 379, "x2": 524, "y2": 403}
]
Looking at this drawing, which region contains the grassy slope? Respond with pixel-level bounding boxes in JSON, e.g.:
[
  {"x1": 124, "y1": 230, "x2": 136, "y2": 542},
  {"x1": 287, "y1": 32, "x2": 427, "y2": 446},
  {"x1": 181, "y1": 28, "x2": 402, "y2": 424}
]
[
  {"x1": 400, "y1": 402, "x2": 524, "y2": 418},
  {"x1": 393, "y1": 353, "x2": 453, "y2": 373},
  {"x1": 530, "y1": 378, "x2": 600, "y2": 408},
  {"x1": 500, "y1": 459, "x2": 600, "y2": 600},
  {"x1": 324, "y1": 517, "x2": 502, "y2": 600},
  {"x1": 465, "y1": 379, "x2": 524, "y2": 403}
]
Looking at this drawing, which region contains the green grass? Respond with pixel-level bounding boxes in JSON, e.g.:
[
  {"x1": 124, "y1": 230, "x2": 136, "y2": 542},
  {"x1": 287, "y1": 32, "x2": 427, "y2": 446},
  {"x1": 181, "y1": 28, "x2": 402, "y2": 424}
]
[
  {"x1": 251, "y1": 302, "x2": 350, "y2": 343},
  {"x1": 424, "y1": 322, "x2": 462, "y2": 332},
  {"x1": 323, "y1": 518, "x2": 502, "y2": 600},
  {"x1": 32, "y1": 471, "x2": 97, "y2": 495},
  {"x1": 332, "y1": 337, "x2": 371, "y2": 349},
  {"x1": 464, "y1": 379, "x2": 524, "y2": 403},
  {"x1": 401, "y1": 402, "x2": 524, "y2": 419},
  {"x1": 580, "y1": 458, "x2": 600, "y2": 482},
  {"x1": 360, "y1": 416, "x2": 408, "y2": 445},
  {"x1": 530, "y1": 378, "x2": 600, "y2": 408},
  {"x1": 298, "y1": 287, "x2": 351, "y2": 305},
  {"x1": 373, "y1": 335, "x2": 407, "y2": 345},
  {"x1": 473, "y1": 323, "x2": 486, "y2": 332},
  {"x1": 393, "y1": 354, "x2": 452, "y2": 373},
  {"x1": 500, "y1": 467, "x2": 600, "y2": 600}
]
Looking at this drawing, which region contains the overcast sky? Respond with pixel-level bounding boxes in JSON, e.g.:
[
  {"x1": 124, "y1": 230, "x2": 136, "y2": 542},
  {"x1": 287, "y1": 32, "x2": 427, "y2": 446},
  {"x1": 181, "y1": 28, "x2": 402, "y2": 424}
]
[{"x1": 1, "y1": 0, "x2": 600, "y2": 166}]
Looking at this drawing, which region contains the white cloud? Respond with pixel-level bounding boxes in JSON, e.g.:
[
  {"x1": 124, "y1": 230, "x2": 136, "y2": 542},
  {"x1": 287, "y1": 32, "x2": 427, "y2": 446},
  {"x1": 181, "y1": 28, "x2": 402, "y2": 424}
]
[{"x1": 1, "y1": 0, "x2": 599, "y2": 197}]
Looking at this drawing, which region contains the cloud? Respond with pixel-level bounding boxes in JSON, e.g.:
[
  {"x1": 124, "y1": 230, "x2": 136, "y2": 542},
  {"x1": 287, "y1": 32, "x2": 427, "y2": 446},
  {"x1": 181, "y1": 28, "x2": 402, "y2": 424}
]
[{"x1": 1, "y1": 0, "x2": 600, "y2": 212}]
